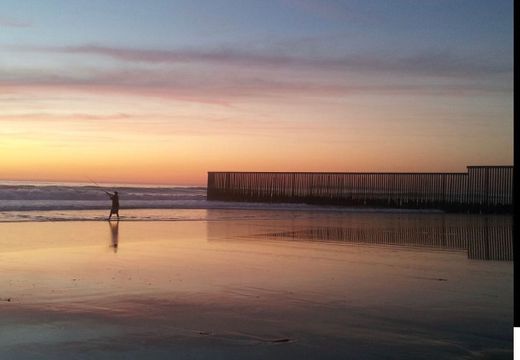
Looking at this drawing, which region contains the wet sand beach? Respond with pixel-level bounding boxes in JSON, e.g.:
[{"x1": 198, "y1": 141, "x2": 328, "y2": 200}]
[{"x1": 0, "y1": 210, "x2": 513, "y2": 359}]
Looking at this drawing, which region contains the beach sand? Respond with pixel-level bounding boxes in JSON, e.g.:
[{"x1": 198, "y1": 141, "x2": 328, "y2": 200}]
[{"x1": 0, "y1": 211, "x2": 513, "y2": 359}]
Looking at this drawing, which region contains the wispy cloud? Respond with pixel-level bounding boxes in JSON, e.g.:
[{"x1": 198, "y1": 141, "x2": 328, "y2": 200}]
[
  {"x1": 0, "y1": 112, "x2": 331, "y2": 140},
  {"x1": 12, "y1": 44, "x2": 512, "y2": 78},
  {"x1": 1, "y1": 41, "x2": 511, "y2": 107},
  {"x1": 0, "y1": 15, "x2": 31, "y2": 28},
  {"x1": 0, "y1": 66, "x2": 509, "y2": 107}
]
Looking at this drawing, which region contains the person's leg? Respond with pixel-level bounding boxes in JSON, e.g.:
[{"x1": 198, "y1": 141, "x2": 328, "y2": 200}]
[
  {"x1": 116, "y1": 209, "x2": 119, "y2": 219},
  {"x1": 108, "y1": 209, "x2": 112, "y2": 220}
]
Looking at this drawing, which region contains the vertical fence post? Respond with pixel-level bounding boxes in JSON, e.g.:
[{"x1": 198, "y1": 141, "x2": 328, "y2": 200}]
[{"x1": 206, "y1": 166, "x2": 512, "y2": 212}]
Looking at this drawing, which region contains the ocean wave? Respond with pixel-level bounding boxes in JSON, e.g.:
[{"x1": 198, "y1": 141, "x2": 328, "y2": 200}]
[
  {"x1": 0, "y1": 183, "x2": 441, "y2": 221},
  {"x1": 0, "y1": 184, "x2": 206, "y2": 201}
]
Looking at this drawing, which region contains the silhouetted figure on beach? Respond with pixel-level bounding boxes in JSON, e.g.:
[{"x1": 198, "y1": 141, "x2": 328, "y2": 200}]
[{"x1": 106, "y1": 191, "x2": 120, "y2": 220}]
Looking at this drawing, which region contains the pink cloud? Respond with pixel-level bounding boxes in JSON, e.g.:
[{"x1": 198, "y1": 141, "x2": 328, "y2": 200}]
[
  {"x1": 0, "y1": 66, "x2": 509, "y2": 107},
  {"x1": 0, "y1": 15, "x2": 31, "y2": 28}
]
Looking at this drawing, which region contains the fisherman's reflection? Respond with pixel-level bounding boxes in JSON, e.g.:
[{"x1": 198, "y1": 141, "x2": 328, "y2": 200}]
[{"x1": 109, "y1": 220, "x2": 119, "y2": 253}]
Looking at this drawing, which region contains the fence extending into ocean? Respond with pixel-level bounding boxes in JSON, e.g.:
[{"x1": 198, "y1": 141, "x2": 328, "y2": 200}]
[{"x1": 207, "y1": 166, "x2": 513, "y2": 213}]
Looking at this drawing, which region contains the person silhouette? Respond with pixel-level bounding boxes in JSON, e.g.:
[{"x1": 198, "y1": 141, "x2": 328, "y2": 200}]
[{"x1": 106, "y1": 191, "x2": 120, "y2": 220}]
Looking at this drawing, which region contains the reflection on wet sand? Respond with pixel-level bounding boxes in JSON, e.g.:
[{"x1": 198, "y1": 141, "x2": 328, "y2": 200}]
[
  {"x1": 0, "y1": 213, "x2": 513, "y2": 359},
  {"x1": 208, "y1": 214, "x2": 512, "y2": 261},
  {"x1": 109, "y1": 220, "x2": 119, "y2": 253}
]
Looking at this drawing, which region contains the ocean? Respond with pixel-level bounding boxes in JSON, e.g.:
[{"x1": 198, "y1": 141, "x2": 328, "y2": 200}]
[{"x1": 0, "y1": 181, "x2": 436, "y2": 222}]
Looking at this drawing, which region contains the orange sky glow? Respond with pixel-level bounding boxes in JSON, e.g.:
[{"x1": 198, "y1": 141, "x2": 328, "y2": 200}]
[{"x1": 0, "y1": 1, "x2": 513, "y2": 185}]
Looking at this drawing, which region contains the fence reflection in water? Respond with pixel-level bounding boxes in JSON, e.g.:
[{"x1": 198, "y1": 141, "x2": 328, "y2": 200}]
[{"x1": 207, "y1": 213, "x2": 512, "y2": 261}]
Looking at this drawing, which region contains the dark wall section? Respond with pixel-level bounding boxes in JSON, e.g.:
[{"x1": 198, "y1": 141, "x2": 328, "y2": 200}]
[{"x1": 207, "y1": 166, "x2": 513, "y2": 213}]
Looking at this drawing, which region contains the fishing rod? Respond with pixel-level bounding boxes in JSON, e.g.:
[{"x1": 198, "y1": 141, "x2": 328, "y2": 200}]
[{"x1": 85, "y1": 175, "x2": 111, "y2": 195}]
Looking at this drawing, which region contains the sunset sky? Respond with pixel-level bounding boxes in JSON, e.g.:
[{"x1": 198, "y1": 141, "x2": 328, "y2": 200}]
[{"x1": 0, "y1": 0, "x2": 513, "y2": 185}]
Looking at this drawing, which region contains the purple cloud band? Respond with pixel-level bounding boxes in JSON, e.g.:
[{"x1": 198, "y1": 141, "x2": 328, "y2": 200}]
[
  {"x1": 12, "y1": 44, "x2": 511, "y2": 78},
  {"x1": 1, "y1": 42, "x2": 512, "y2": 105}
]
